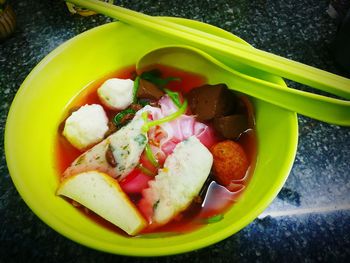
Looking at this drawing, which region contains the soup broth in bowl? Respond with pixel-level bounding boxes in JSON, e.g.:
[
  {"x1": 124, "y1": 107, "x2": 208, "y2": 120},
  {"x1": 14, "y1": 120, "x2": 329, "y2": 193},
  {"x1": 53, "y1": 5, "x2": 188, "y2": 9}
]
[
  {"x1": 5, "y1": 18, "x2": 298, "y2": 256},
  {"x1": 56, "y1": 64, "x2": 257, "y2": 236}
]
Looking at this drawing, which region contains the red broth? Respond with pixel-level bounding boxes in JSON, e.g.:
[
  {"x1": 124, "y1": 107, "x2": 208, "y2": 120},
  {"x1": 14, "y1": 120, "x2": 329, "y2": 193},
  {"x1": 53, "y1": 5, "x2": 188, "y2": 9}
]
[{"x1": 56, "y1": 65, "x2": 257, "y2": 236}]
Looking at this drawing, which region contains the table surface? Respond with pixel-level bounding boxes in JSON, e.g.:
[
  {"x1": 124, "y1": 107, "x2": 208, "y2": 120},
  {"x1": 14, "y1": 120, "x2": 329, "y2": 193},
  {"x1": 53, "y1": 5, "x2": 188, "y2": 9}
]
[{"x1": 1, "y1": 0, "x2": 349, "y2": 262}]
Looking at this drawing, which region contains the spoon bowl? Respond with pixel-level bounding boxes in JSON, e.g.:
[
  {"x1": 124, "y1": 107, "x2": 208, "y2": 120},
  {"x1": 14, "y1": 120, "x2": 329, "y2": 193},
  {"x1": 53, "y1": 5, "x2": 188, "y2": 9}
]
[{"x1": 137, "y1": 45, "x2": 350, "y2": 126}]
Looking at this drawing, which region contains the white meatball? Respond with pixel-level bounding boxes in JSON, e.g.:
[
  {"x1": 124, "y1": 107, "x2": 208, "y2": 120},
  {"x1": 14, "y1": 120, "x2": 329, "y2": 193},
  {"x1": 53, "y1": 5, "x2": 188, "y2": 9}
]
[
  {"x1": 63, "y1": 104, "x2": 109, "y2": 150},
  {"x1": 97, "y1": 78, "x2": 134, "y2": 110}
]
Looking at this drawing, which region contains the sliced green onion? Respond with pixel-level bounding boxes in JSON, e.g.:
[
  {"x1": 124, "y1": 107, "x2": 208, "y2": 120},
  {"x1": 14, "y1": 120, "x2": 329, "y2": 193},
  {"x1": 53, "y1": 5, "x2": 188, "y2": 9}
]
[
  {"x1": 113, "y1": 108, "x2": 136, "y2": 126},
  {"x1": 138, "y1": 99, "x2": 150, "y2": 107},
  {"x1": 135, "y1": 232, "x2": 180, "y2": 238},
  {"x1": 141, "y1": 111, "x2": 149, "y2": 122},
  {"x1": 138, "y1": 69, "x2": 182, "y2": 106},
  {"x1": 145, "y1": 143, "x2": 159, "y2": 168},
  {"x1": 132, "y1": 76, "x2": 140, "y2": 103},
  {"x1": 198, "y1": 214, "x2": 224, "y2": 224},
  {"x1": 140, "y1": 69, "x2": 162, "y2": 80},
  {"x1": 140, "y1": 70, "x2": 180, "y2": 87},
  {"x1": 163, "y1": 76, "x2": 181, "y2": 85},
  {"x1": 164, "y1": 88, "x2": 182, "y2": 108},
  {"x1": 142, "y1": 100, "x2": 188, "y2": 133},
  {"x1": 137, "y1": 164, "x2": 156, "y2": 177}
]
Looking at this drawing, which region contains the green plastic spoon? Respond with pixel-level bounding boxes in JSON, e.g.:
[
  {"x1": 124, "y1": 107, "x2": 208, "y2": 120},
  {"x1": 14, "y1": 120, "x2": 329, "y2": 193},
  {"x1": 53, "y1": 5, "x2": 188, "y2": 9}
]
[{"x1": 137, "y1": 45, "x2": 350, "y2": 126}]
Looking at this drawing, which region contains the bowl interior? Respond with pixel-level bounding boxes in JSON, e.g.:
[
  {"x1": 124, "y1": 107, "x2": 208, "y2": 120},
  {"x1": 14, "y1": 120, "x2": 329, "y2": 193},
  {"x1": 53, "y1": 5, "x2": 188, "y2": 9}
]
[{"x1": 5, "y1": 18, "x2": 298, "y2": 256}]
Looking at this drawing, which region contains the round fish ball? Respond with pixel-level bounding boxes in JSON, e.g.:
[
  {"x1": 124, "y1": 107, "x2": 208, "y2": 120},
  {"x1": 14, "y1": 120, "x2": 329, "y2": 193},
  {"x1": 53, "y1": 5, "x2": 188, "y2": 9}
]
[
  {"x1": 98, "y1": 78, "x2": 134, "y2": 110},
  {"x1": 63, "y1": 104, "x2": 109, "y2": 150}
]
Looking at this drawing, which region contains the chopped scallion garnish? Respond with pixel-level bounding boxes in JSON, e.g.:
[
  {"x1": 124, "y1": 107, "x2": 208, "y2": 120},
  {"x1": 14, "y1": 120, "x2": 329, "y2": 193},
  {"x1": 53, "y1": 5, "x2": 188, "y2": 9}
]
[
  {"x1": 164, "y1": 88, "x2": 182, "y2": 108},
  {"x1": 139, "y1": 69, "x2": 181, "y2": 106},
  {"x1": 132, "y1": 76, "x2": 140, "y2": 103},
  {"x1": 140, "y1": 70, "x2": 180, "y2": 87},
  {"x1": 136, "y1": 232, "x2": 180, "y2": 238},
  {"x1": 137, "y1": 164, "x2": 156, "y2": 177},
  {"x1": 145, "y1": 143, "x2": 159, "y2": 168},
  {"x1": 198, "y1": 214, "x2": 224, "y2": 224},
  {"x1": 113, "y1": 108, "x2": 136, "y2": 127},
  {"x1": 142, "y1": 100, "x2": 188, "y2": 133}
]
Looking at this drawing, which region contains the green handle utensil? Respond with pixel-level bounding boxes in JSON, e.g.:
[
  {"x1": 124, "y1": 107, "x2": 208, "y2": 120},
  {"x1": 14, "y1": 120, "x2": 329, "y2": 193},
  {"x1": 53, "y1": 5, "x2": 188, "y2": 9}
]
[
  {"x1": 65, "y1": 0, "x2": 350, "y2": 125},
  {"x1": 136, "y1": 45, "x2": 349, "y2": 126}
]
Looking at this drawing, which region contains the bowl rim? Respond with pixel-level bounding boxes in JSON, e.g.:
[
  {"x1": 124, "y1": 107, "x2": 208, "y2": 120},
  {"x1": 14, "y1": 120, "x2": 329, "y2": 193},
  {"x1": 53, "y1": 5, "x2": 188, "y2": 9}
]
[{"x1": 5, "y1": 17, "x2": 298, "y2": 256}]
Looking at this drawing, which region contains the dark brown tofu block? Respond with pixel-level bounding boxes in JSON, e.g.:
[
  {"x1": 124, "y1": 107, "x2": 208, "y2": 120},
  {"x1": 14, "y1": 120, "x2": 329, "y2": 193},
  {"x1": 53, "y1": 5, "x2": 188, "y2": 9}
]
[
  {"x1": 137, "y1": 79, "x2": 165, "y2": 100},
  {"x1": 213, "y1": 114, "x2": 248, "y2": 139},
  {"x1": 186, "y1": 84, "x2": 237, "y2": 122}
]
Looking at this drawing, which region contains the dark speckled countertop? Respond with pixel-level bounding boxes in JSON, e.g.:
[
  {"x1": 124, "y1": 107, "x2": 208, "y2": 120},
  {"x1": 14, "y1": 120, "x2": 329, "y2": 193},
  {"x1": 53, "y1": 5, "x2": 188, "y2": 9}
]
[{"x1": 1, "y1": 0, "x2": 349, "y2": 262}]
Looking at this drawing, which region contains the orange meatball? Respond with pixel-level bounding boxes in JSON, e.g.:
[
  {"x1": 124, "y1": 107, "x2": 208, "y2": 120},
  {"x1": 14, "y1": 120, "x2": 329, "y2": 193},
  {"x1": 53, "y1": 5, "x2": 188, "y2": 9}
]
[{"x1": 211, "y1": 140, "x2": 249, "y2": 186}]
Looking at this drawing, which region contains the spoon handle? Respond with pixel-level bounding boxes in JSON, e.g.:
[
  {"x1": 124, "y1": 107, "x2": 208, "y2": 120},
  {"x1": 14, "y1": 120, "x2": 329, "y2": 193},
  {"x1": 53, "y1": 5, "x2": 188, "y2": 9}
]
[
  {"x1": 66, "y1": 0, "x2": 350, "y2": 99},
  {"x1": 222, "y1": 70, "x2": 350, "y2": 126}
]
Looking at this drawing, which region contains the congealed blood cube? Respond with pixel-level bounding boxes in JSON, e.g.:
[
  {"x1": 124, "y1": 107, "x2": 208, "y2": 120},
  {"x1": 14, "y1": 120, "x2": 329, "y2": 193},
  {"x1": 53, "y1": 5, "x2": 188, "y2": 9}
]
[{"x1": 186, "y1": 84, "x2": 237, "y2": 122}]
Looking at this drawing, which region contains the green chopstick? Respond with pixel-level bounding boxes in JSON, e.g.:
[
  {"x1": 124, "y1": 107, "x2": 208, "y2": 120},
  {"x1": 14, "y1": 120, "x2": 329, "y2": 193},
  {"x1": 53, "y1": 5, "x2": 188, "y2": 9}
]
[{"x1": 65, "y1": 0, "x2": 350, "y2": 101}]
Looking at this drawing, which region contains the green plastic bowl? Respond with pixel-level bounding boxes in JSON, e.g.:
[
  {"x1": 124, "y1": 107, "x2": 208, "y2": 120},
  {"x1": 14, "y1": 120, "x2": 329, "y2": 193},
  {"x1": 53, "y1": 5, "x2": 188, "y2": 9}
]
[{"x1": 5, "y1": 18, "x2": 298, "y2": 256}]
